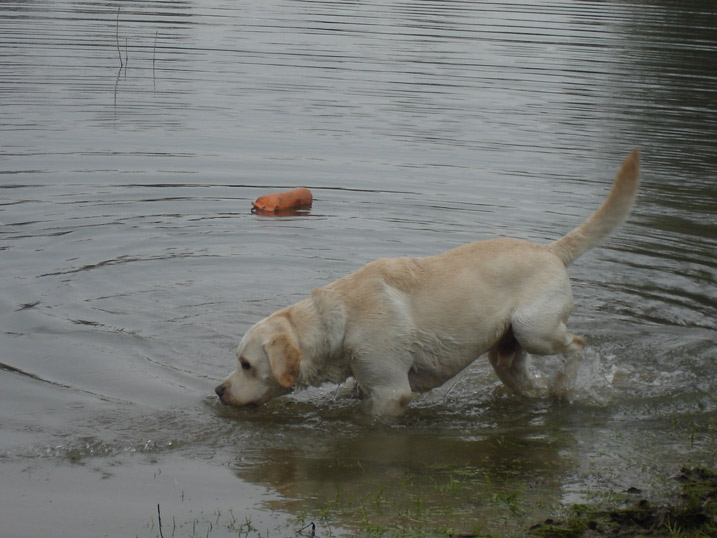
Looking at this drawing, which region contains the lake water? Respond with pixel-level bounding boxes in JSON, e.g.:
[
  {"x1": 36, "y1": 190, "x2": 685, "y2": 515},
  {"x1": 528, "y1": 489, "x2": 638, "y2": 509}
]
[{"x1": 1, "y1": 0, "x2": 715, "y2": 536}]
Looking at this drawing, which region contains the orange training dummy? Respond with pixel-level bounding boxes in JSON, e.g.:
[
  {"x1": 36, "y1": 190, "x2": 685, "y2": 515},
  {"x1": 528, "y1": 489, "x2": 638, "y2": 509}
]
[{"x1": 251, "y1": 188, "x2": 313, "y2": 215}]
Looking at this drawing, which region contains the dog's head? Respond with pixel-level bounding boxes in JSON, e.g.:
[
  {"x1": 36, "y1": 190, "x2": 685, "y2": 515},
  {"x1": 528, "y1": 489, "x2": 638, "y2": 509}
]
[{"x1": 215, "y1": 314, "x2": 301, "y2": 408}]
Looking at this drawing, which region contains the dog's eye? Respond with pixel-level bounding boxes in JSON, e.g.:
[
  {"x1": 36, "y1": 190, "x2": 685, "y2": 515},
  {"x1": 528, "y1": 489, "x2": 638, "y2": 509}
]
[{"x1": 240, "y1": 358, "x2": 251, "y2": 371}]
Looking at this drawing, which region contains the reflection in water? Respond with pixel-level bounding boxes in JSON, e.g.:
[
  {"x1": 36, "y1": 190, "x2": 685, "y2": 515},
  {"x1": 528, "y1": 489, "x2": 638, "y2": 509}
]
[
  {"x1": 1, "y1": 0, "x2": 715, "y2": 536},
  {"x1": 239, "y1": 428, "x2": 570, "y2": 534},
  {"x1": 215, "y1": 390, "x2": 576, "y2": 534}
]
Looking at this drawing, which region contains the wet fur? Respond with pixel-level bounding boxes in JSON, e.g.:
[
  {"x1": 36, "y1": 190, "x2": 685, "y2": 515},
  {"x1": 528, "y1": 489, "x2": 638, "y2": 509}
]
[{"x1": 216, "y1": 150, "x2": 640, "y2": 415}]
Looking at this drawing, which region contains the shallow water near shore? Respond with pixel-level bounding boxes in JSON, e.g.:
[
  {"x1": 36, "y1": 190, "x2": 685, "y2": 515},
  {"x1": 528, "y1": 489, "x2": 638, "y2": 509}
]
[{"x1": 1, "y1": 0, "x2": 715, "y2": 536}]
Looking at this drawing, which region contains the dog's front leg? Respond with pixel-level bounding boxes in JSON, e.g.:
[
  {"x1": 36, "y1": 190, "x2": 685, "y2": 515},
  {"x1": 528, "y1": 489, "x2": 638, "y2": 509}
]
[
  {"x1": 363, "y1": 383, "x2": 413, "y2": 416},
  {"x1": 351, "y1": 360, "x2": 413, "y2": 416}
]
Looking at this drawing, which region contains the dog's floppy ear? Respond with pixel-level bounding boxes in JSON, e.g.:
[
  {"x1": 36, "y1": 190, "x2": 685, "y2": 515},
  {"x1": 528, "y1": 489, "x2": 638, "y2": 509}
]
[{"x1": 265, "y1": 333, "x2": 302, "y2": 388}]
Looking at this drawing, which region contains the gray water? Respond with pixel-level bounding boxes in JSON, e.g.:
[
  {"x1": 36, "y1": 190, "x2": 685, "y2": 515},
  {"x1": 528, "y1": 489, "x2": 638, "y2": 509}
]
[{"x1": 1, "y1": 1, "x2": 715, "y2": 536}]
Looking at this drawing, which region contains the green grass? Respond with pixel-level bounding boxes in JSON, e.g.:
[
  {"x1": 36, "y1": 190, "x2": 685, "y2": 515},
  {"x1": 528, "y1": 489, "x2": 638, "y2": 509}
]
[{"x1": 142, "y1": 466, "x2": 717, "y2": 538}]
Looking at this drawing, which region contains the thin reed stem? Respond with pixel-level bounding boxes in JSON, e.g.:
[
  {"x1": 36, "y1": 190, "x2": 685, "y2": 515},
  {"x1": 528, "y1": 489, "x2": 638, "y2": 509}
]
[{"x1": 115, "y1": 7, "x2": 123, "y2": 68}]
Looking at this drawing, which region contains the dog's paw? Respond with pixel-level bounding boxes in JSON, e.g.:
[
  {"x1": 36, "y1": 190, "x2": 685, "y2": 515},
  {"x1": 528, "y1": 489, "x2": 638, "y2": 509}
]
[
  {"x1": 568, "y1": 335, "x2": 586, "y2": 352},
  {"x1": 334, "y1": 378, "x2": 363, "y2": 400}
]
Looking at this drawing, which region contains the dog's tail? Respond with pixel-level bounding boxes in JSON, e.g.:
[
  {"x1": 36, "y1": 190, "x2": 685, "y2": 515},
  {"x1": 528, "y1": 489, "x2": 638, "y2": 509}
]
[{"x1": 548, "y1": 149, "x2": 640, "y2": 267}]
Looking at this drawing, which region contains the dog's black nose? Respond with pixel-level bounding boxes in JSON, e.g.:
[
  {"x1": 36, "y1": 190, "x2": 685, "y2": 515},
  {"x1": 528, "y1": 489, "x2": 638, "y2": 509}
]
[{"x1": 215, "y1": 384, "x2": 226, "y2": 399}]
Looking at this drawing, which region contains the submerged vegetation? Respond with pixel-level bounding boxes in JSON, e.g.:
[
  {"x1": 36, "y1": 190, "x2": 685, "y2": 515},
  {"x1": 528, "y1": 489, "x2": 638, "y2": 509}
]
[
  {"x1": 147, "y1": 466, "x2": 717, "y2": 538},
  {"x1": 289, "y1": 466, "x2": 717, "y2": 538}
]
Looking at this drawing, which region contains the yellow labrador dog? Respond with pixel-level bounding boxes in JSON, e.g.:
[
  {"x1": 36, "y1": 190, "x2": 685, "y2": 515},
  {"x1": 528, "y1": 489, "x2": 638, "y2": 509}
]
[{"x1": 216, "y1": 150, "x2": 640, "y2": 415}]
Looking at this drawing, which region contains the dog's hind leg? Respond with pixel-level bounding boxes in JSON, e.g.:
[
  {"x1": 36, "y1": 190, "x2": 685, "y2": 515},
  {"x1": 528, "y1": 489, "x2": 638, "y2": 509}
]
[
  {"x1": 513, "y1": 314, "x2": 585, "y2": 357},
  {"x1": 488, "y1": 326, "x2": 530, "y2": 392},
  {"x1": 511, "y1": 281, "x2": 586, "y2": 357}
]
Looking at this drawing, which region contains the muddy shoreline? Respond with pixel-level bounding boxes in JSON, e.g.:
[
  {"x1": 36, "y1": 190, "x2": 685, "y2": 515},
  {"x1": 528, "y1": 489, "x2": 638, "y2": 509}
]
[{"x1": 527, "y1": 466, "x2": 717, "y2": 538}]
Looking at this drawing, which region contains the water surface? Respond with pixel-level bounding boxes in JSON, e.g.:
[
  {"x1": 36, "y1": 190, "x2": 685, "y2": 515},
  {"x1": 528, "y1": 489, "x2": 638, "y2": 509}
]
[{"x1": 1, "y1": 1, "x2": 715, "y2": 536}]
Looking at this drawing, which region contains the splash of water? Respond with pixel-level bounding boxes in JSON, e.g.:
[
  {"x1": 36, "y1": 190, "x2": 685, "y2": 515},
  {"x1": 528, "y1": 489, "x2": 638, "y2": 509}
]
[{"x1": 523, "y1": 348, "x2": 631, "y2": 406}]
